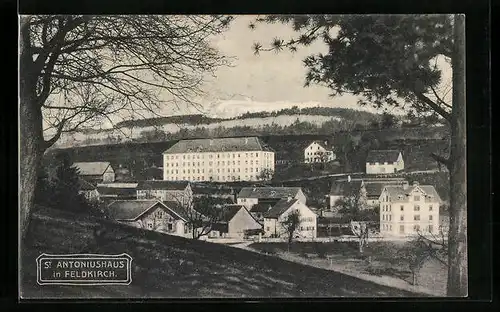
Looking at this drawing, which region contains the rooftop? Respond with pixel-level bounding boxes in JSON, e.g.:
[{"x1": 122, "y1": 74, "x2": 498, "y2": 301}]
[
  {"x1": 72, "y1": 162, "x2": 112, "y2": 176},
  {"x1": 264, "y1": 198, "x2": 298, "y2": 219},
  {"x1": 329, "y1": 180, "x2": 363, "y2": 196},
  {"x1": 382, "y1": 184, "x2": 442, "y2": 203},
  {"x1": 107, "y1": 200, "x2": 188, "y2": 221},
  {"x1": 250, "y1": 203, "x2": 273, "y2": 213},
  {"x1": 97, "y1": 186, "x2": 137, "y2": 197},
  {"x1": 163, "y1": 137, "x2": 274, "y2": 154},
  {"x1": 366, "y1": 150, "x2": 401, "y2": 163}
]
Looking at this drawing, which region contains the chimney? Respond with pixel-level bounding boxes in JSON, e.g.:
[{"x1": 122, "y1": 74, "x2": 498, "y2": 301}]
[
  {"x1": 245, "y1": 138, "x2": 248, "y2": 144},
  {"x1": 347, "y1": 175, "x2": 352, "y2": 183}
]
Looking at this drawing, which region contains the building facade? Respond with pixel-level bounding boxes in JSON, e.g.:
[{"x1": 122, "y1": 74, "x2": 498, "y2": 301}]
[
  {"x1": 163, "y1": 137, "x2": 275, "y2": 182},
  {"x1": 263, "y1": 198, "x2": 317, "y2": 239},
  {"x1": 379, "y1": 182, "x2": 441, "y2": 238},
  {"x1": 106, "y1": 200, "x2": 192, "y2": 237},
  {"x1": 304, "y1": 141, "x2": 336, "y2": 163},
  {"x1": 365, "y1": 150, "x2": 404, "y2": 174}
]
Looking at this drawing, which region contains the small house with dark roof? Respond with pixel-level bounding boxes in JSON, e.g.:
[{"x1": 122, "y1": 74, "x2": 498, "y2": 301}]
[
  {"x1": 304, "y1": 141, "x2": 336, "y2": 164},
  {"x1": 263, "y1": 198, "x2": 317, "y2": 239},
  {"x1": 379, "y1": 181, "x2": 442, "y2": 238},
  {"x1": 366, "y1": 150, "x2": 404, "y2": 174},
  {"x1": 363, "y1": 178, "x2": 408, "y2": 206},
  {"x1": 191, "y1": 185, "x2": 235, "y2": 202},
  {"x1": 96, "y1": 185, "x2": 137, "y2": 203},
  {"x1": 72, "y1": 161, "x2": 115, "y2": 183},
  {"x1": 328, "y1": 179, "x2": 366, "y2": 213},
  {"x1": 209, "y1": 204, "x2": 262, "y2": 238},
  {"x1": 106, "y1": 199, "x2": 192, "y2": 237},
  {"x1": 237, "y1": 186, "x2": 307, "y2": 209},
  {"x1": 136, "y1": 180, "x2": 193, "y2": 205}
]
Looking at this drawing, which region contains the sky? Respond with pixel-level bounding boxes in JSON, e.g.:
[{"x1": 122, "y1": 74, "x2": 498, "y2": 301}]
[{"x1": 156, "y1": 15, "x2": 452, "y2": 119}]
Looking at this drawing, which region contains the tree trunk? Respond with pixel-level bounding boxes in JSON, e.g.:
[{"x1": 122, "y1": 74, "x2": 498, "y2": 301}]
[
  {"x1": 447, "y1": 14, "x2": 468, "y2": 298},
  {"x1": 19, "y1": 17, "x2": 44, "y2": 244}
]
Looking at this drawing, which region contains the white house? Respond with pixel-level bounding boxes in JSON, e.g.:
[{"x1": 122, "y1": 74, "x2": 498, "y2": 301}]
[
  {"x1": 162, "y1": 137, "x2": 275, "y2": 182},
  {"x1": 72, "y1": 161, "x2": 115, "y2": 183},
  {"x1": 136, "y1": 180, "x2": 193, "y2": 205},
  {"x1": 106, "y1": 199, "x2": 193, "y2": 237},
  {"x1": 237, "y1": 187, "x2": 307, "y2": 209},
  {"x1": 363, "y1": 178, "x2": 409, "y2": 207},
  {"x1": 263, "y1": 198, "x2": 317, "y2": 239},
  {"x1": 365, "y1": 150, "x2": 404, "y2": 174},
  {"x1": 209, "y1": 204, "x2": 262, "y2": 238},
  {"x1": 78, "y1": 178, "x2": 99, "y2": 202},
  {"x1": 304, "y1": 141, "x2": 336, "y2": 163},
  {"x1": 379, "y1": 181, "x2": 442, "y2": 238}
]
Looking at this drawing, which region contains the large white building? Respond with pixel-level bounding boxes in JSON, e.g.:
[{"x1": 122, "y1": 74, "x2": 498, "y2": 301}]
[
  {"x1": 379, "y1": 181, "x2": 442, "y2": 238},
  {"x1": 163, "y1": 137, "x2": 275, "y2": 182}
]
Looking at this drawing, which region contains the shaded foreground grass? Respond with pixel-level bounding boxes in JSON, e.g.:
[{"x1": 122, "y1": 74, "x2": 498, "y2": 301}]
[
  {"x1": 20, "y1": 208, "x2": 426, "y2": 299},
  {"x1": 248, "y1": 242, "x2": 447, "y2": 296}
]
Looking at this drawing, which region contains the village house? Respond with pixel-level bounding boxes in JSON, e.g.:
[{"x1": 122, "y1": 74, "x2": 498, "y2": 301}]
[
  {"x1": 365, "y1": 150, "x2": 404, "y2": 174},
  {"x1": 208, "y1": 204, "x2": 262, "y2": 239},
  {"x1": 304, "y1": 141, "x2": 336, "y2": 163},
  {"x1": 162, "y1": 137, "x2": 275, "y2": 182},
  {"x1": 237, "y1": 186, "x2": 307, "y2": 209},
  {"x1": 328, "y1": 177, "x2": 367, "y2": 213},
  {"x1": 136, "y1": 180, "x2": 193, "y2": 205},
  {"x1": 106, "y1": 199, "x2": 193, "y2": 237},
  {"x1": 78, "y1": 178, "x2": 99, "y2": 202},
  {"x1": 379, "y1": 181, "x2": 442, "y2": 238},
  {"x1": 72, "y1": 161, "x2": 115, "y2": 183},
  {"x1": 263, "y1": 198, "x2": 317, "y2": 239}
]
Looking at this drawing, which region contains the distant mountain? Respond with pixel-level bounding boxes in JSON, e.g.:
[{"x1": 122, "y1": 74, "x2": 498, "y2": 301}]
[{"x1": 113, "y1": 107, "x2": 379, "y2": 129}]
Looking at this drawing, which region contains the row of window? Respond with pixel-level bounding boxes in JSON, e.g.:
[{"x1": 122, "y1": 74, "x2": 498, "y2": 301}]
[
  {"x1": 381, "y1": 204, "x2": 434, "y2": 212},
  {"x1": 381, "y1": 224, "x2": 433, "y2": 233},
  {"x1": 166, "y1": 160, "x2": 273, "y2": 167},
  {"x1": 166, "y1": 167, "x2": 263, "y2": 175},
  {"x1": 164, "y1": 175, "x2": 258, "y2": 182},
  {"x1": 165, "y1": 152, "x2": 272, "y2": 160},
  {"x1": 367, "y1": 161, "x2": 398, "y2": 165},
  {"x1": 299, "y1": 226, "x2": 315, "y2": 231},
  {"x1": 300, "y1": 217, "x2": 315, "y2": 222},
  {"x1": 382, "y1": 214, "x2": 434, "y2": 221}
]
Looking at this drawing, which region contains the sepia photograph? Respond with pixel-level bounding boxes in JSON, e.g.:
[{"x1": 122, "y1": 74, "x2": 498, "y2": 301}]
[{"x1": 19, "y1": 14, "x2": 467, "y2": 299}]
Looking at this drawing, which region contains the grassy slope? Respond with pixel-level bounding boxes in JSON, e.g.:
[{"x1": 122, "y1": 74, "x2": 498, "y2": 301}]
[{"x1": 21, "y1": 208, "x2": 420, "y2": 299}]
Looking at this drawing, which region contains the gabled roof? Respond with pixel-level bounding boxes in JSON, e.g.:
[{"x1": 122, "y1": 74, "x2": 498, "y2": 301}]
[
  {"x1": 78, "y1": 178, "x2": 96, "y2": 191},
  {"x1": 192, "y1": 185, "x2": 234, "y2": 195},
  {"x1": 366, "y1": 150, "x2": 401, "y2": 163},
  {"x1": 106, "y1": 200, "x2": 160, "y2": 221},
  {"x1": 264, "y1": 198, "x2": 298, "y2": 219},
  {"x1": 97, "y1": 186, "x2": 137, "y2": 197},
  {"x1": 364, "y1": 180, "x2": 408, "y2": 197},
  {"x1": 162, "y1": 201, "x2": 191, "y2": 220},
  {"x1": 136, "y1": 180, "x2": 190, "y2": 190},
  {"x1": 72, "y1": 162, "x2": 112, "y2": 176},
  {"x1": 220, "y1": 205, "x2": 244, "y2": 222},
  {"x1": 329, "y1": 180, "x2": 363, "y2": 196},
  {"x1": 237, "y1": 187, "x2": 302, "y2": 199},
  {"x1": 163, "y1": 137, "x2": 274, "y2": 154},
  {"x1": 250, "y1": 203, "x2": 273, "y2": 213},
  {"x1": 107, "y1": 200, "x2": 187, "y2": 221},
  {"x1": 305, "y1": 140, "x2": 330, "y2": 151},
  {"x1": 382, "y1": 184, "x2": 442, "y2": 203}
]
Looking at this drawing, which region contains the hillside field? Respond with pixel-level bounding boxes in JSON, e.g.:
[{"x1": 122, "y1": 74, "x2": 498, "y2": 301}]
[{"x1": 21, "y1": 208, "x2": 421, "y2": 298}]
